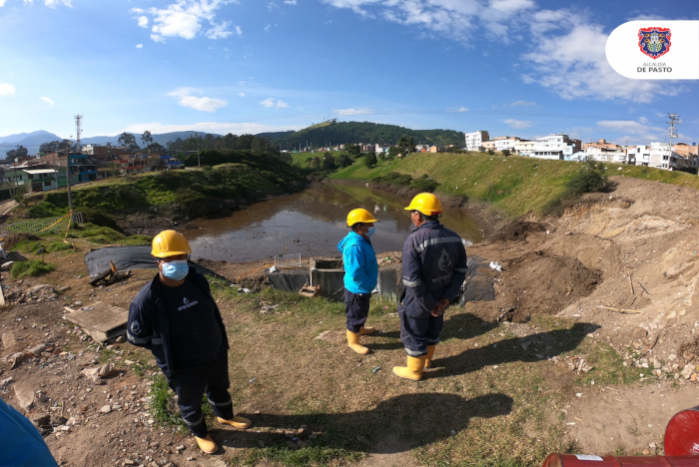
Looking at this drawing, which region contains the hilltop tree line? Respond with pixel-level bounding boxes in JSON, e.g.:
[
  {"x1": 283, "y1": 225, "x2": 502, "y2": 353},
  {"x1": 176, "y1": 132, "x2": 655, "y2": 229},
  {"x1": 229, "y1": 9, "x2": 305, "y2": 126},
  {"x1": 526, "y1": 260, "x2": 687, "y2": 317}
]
[{"x1": 264, "y1": 121, "x2": 464, "y2": 148}]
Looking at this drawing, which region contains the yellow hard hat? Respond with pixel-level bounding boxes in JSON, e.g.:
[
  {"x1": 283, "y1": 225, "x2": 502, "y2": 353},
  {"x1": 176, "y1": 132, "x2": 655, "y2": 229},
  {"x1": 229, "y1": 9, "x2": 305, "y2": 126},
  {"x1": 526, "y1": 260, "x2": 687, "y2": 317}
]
[
  {"x1": 404, "y1": 193, "x2": 442, "y2": 216},
  {"x1": 347, "y1": 208, "x2": 378, "y2": 227},
  {"x1": 151, "y1": 230, "x2": 192, "y2": 258}
]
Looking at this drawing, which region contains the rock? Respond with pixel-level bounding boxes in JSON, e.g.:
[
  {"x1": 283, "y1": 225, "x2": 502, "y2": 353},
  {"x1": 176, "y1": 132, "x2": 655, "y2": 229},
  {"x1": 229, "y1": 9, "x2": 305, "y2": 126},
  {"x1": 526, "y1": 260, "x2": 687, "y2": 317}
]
[
  {"x1": 0, "y1": 376, "x2": 14, "y2": 388},
  {"x1": 81, "y1": 363, "x2": 117, "y2": 381},
  {"x1": 298, "y1": 427, "x2": 312, "y2": 439},
  {"x1": 100, "y1": 405, "x2": 112, "y2": 414},
  {"x1": 257, "y1": 440, "x2": 265, "y2": 448},
  {"x1": 1, "y1": 332, "x2": 16, "y2": 350},
  {"x1": 0, "y1": 261, "x2": 14, "y2": 271},
  {"x1": 286, "y1": 440, "x2": 300, "y2": 450},
  {"x1": 73, "y1": 301, "x2": 82, "y2": 307},
  {"x1": 682, "y1": 364, "x2": 696, "y2": 380},
  {"x1": 29, "y1": 344, "x2": 47, "y2": 355},
  {"x1": 642, "y1": 448, "x2": 650, "y2": 455},
  {"x1": 14, "y1": 384, "x2": 35, "y2": 410},
  {"x1": 668, "y1": 354, "x2": 677, "y2": 362},
  {"x1": 691, "y1": 373, "x2": 698, "y2": 382},
  {"x1": 124, "y1": 360, "x2": 136, "y2": 365},
  {"x1": 52, "y1": 415, "x2": 68, "y2": 425},
  {"x1": 632, "y1": 327, "x2": 648, "y2": 339},
  {"x1": 175, "y1": 445, "x2": 185, "y2": 452},
  {"x1": 186, "y1": 457, "x2": 194, "y2": 462},
  {"x1": 123, "y1": 460, "x2": 136, "y2": 466},
  {"x1": 32, "y1": 413, "x2": 51, "y2": 426},
  {"x1": 652, "y1": 358, "x2": 662, "y2": 369},
  {"x1": 115, "y1": 336, "x2": 125, "y2": 344},
  {"x1": 57, "y1": 286, "x2": 71, "y2": 293},
  {"x1": 649, "y1": 442, "x2": 657, "y2": 453}
]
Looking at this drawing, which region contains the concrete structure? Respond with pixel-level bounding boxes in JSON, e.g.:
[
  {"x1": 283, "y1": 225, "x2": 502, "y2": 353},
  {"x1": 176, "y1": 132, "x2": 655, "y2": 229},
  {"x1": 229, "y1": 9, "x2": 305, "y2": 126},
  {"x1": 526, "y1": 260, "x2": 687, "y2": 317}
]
[
  {"x1": 584, "y1": 146, "x2": 627, "y2": 163},
  {"x1": 515, "y1": 140, "x2": 536, "y2": 156},
  {"x1": 531, "y1": 134, "x2": 582, "y2": 160},
  {"x1": 82, "y1": 145, "x2": 131, "y2": 162},
  {"x1": 464, "y1": 131, "x2": 489, "y2": 151},
  {"x1": 583, "y1": 139, "x2": 622, "y2": 152},
  {"x1": 375, "y1": 144, "x2": 391, "y2": 154}
]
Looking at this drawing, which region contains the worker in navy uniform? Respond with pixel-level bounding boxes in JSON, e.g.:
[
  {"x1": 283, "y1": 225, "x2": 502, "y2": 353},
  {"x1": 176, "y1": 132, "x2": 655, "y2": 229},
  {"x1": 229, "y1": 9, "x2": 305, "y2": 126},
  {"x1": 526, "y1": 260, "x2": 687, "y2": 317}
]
[
  {"x1": 127, "y1": 230, "x2": 251, "y2": 454},
  {"x1": 393, "y1": 193, "x2": 468, "y2": 381},
  {"x1": 338, "y1": 208, "x2": 380, "y2": 354}
]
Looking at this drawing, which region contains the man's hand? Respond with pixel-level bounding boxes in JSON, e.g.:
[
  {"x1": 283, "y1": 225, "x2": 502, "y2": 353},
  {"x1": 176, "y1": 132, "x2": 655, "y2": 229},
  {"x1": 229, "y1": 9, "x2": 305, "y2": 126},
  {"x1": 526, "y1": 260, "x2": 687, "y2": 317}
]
[{"x1": 431, "y1": 298, "x2": 450, "y2": 317}]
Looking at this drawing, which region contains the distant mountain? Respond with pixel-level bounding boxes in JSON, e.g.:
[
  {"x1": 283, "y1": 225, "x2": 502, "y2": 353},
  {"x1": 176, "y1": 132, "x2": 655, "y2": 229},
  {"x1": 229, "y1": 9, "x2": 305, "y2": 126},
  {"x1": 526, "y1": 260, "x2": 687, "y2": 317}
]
[
  {"x1": 260, "y1": 121, "x2": 465, "y2": 148},
  {"x1": 0, "y1": 130, "x2": 63, "y2": 155}
]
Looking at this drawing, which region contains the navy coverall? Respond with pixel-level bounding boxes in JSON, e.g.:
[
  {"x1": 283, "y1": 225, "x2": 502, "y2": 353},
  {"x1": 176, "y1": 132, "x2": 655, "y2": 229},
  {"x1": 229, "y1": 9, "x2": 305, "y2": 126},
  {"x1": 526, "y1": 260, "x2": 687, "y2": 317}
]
[
  {"x1": 399, "y1": 221, "x2": 468, "y2": 356},
  {"x1": 127, "y1": 270, "x2": 234, "y2": 438}
]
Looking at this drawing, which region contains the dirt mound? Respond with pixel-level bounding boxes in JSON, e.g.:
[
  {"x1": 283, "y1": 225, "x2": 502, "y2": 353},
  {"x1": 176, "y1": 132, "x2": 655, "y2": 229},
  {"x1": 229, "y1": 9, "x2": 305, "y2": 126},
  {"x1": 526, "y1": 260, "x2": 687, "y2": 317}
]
[
  {"x1": 500, "y1": 251, "x2": 602, "y2": 322},
  {"x1": 493, "y1": 221, "x2": 547, "y2": 242}
]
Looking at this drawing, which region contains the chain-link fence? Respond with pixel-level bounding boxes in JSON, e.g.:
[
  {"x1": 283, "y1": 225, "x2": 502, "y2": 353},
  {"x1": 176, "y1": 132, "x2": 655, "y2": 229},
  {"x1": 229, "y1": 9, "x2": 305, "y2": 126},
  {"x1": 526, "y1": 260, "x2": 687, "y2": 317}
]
[{"x1": 0, "y1": 212, "x2": 84, "y2": 237}]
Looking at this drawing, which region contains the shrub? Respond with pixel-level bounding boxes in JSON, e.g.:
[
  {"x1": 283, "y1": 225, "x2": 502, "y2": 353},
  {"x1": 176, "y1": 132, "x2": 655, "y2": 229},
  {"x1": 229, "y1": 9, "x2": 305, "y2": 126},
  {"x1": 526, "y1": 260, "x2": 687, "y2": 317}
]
[
  {"x1": 364, "y1": 152, "x2": 377, "y2": 168},
  {"x1": 410, "y1": 175, "x2": 439, "y2": 192},
  {"x1": 543, "y1": 161, "x2": 609, "y2": 216},
  {"x1": 11, "y1": 260, "x2": 55, "y2": 278}
]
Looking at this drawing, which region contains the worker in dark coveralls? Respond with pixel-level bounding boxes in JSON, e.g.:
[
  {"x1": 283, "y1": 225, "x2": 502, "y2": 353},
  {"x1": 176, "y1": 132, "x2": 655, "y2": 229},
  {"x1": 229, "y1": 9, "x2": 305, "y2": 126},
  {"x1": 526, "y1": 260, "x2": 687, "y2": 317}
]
[
  {"x1": 338, "y1": 208, "x2": 380, "y2": 354},
  {"x1": 393, "y1": 193, "x2": 468, "y2": 381},
  {"x1": 127, "y1": 230, "x2": 251, "y2": 454}
]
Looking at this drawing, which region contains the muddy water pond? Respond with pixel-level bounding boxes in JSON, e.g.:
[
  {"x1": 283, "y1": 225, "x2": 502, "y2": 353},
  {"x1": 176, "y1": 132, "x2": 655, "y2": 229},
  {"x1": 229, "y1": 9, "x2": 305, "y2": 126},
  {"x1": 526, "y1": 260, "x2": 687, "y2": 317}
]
[{"x1": 187, "y1": 184, "x2": 482, "y2": 263}]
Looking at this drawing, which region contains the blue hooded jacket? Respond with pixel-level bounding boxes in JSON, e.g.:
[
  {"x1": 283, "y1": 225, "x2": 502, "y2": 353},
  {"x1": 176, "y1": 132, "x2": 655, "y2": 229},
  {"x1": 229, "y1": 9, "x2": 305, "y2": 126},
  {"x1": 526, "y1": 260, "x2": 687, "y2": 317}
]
[{"x1": 338, "y1": 231, "x2": 379, "y2": 294}]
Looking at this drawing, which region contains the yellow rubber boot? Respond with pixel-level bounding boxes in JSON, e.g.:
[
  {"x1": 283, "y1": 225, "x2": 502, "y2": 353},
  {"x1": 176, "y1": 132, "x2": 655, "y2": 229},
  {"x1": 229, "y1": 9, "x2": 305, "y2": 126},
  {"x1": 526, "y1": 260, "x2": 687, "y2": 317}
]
[
  {"x1": 195, "y1": 435, "x2": 219, "y2": 454},
  {"x1": 424, "y1": 345, "x2": 436, "y2": 368},
  {"x1": 393, "y1": 355, "x2": 427, "y2": 381},
  {"x1": 217, "y1": 416, "x2": 252, "y2": 429},
  {"x1": 347, "y1": 330, "x2": 370, "y2": 355},
  {"x1": 359, "y1": 325, "x2": 377, "y2": 335}
]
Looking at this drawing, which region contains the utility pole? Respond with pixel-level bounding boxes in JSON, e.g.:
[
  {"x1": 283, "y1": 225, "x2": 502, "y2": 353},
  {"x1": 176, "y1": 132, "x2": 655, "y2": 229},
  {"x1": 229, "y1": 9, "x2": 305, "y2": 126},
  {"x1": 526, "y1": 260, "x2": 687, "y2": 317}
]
[{"x1": 667, "y1": 113, "x2": 680, "y2": 170}]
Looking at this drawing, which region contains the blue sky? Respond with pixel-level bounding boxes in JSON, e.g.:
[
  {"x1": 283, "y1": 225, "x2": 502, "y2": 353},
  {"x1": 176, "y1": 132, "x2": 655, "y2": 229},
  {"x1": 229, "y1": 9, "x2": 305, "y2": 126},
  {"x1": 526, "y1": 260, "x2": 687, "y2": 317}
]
[{"x1": 0, "y1": 0, "x2": 697, "y2": 145}]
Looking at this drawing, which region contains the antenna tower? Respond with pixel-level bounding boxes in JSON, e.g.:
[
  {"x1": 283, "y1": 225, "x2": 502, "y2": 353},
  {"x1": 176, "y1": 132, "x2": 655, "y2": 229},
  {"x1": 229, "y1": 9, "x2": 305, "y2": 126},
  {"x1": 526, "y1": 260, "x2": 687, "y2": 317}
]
[
  {"x1": 667, "y1": 113, "x2": 679, "y2": 169},
  {"x1": 75, "y1": 114, "x2": 83, "y2": 153}
]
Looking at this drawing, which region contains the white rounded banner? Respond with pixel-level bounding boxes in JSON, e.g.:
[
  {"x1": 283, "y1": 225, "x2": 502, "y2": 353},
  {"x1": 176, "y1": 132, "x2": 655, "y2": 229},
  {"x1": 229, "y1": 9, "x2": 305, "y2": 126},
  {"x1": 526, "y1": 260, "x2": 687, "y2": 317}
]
[{"x1": 606, "y1": 20, "x2": 699, "y2": 79}]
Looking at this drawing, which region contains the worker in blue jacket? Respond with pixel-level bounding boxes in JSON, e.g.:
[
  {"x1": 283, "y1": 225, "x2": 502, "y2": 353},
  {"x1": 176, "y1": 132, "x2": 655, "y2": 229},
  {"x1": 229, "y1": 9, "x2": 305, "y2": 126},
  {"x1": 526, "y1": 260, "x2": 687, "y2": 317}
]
[
  {"x1": 338, "y1": 208, "x2": 380, "y2": 354},
  {"x1": 127, "y1": 230, "x2": 251, "y2": 455},
  {"x1": 393, "y1": 193, "x2": 468, "y2": 381},
  {"x1": 0, "y1": 396, "x2": 58, "y2": 466}
]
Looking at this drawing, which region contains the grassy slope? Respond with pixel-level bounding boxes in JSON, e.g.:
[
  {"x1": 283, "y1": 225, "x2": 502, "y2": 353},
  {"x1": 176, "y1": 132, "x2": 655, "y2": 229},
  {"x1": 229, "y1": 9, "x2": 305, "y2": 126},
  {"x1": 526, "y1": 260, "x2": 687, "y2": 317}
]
[
  {"x1": 330, "y1": 153, "x2": 699, "y2": 217},
  {"x1": 24, "y1": 161, "x2": 306, "y2": 219}
]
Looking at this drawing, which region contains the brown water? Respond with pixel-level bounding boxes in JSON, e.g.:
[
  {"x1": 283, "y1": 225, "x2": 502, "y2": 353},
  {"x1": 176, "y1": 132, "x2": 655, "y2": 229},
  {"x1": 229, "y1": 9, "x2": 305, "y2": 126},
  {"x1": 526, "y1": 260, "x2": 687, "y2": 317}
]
[{"x1": 186, "y1": 183, "x2": 482, "y2": 262}]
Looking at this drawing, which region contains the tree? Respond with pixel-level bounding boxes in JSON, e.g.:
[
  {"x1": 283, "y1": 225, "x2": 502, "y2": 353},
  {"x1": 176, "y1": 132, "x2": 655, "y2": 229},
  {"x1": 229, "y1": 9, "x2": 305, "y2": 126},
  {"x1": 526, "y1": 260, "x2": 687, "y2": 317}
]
[
  {"x1": 501, "y1": 149, "x2": 511, "y2": 157},
  {"x1": 141, "y1": 131, "x2": 153, "y2": 148},
  {"x1": 487, "y1": 149, "x2": 494, "y2": 155},
  {"x1": 147, "y1": 142, "x2": 165, "y2": 153},
  {"x1": 5, "y1": 145, "x2": 28, "y2": 162},
  {"x1": 364, "y1": 151, "x2": 377, "y2": 168},
  {"x1": 311, "y1": 156, "x2": 322, "y2": 170},
  {"x1": 346, "y1": 144, "x2": 361, "y2": 157},
  {"x1": 478, "y1": 146, "x2": 485, "y2": 153},
  {"x1": 388, "y1": 146, "x2": 402, "y2": 159},
  {"x1": 338, "y1": 153, "x2": 353, "y2": 167},
  {"x1": 322, "y1": 152, "x2": 336, "y2": 171},
  {"x1": 398, "y1": 136, "x2": 416, "y2": 155},
  {"x1": 118, "y1": 132, "x2": 138, "y2": 149}
]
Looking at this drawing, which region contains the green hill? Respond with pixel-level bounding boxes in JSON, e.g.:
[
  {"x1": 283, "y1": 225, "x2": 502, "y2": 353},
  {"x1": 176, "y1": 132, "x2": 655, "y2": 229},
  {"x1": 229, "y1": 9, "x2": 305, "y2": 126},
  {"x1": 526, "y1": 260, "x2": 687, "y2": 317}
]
[{"x1": 259, "y1": 121, "x2": 464, "y2": 148}]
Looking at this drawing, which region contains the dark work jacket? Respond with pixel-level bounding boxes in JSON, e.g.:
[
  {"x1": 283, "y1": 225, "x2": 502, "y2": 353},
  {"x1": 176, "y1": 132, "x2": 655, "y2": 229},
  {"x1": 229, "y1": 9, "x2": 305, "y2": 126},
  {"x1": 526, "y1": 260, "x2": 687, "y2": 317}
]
[
  {"x1": 126, "y1": 269, "x2": 229, "y2": 378},
  {"x1": 400, "y1": 221, "x2": 468, "y2": 319}
]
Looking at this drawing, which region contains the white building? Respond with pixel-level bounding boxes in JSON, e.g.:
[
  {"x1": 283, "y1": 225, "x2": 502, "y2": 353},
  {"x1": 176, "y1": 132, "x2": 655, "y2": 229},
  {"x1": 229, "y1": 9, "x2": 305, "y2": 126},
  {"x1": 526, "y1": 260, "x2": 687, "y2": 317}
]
[
  {"x1": 531, "y1": 134, "x2": 581, "y2": 160},
  {"x1": 491, "y1": 136, "x2": 520, "y2": 151},
  {"x1": 631, "y1": 142, "x2": 688, "y2": 170},
  {"x1": 584, "y1": 147, "x2": 627, "y2": 163},
  {"x1": 515, "y1": 140, "x2": 536, "y2": 156},
  {"x1": 375, "y1": 144, "x2": 391, "y2": 154},
  {"x1": 464, "y1": 131, "x2": 489, "y2": 151}
]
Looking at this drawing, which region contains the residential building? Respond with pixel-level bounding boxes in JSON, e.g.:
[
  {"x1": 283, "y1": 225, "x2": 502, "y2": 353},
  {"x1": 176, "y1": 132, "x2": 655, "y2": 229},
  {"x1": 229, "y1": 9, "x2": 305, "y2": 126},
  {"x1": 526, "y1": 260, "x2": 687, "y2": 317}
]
[
  {"x1": 82, "y1": 145, "x2": 131, "y2": 162},
  {"x1": 3, "y1": 167, "x2": 66, "y2": 193},
  {"x1": 582, "y1": 139, "x2": 622, "y2": 152},
  {"x1": 375, "y1": 144, "x2": 391, "y2": 154},
  {"x1": 515, "y1": 140, "x2": 536, "y2": 156},
  {"x1": 464, "y1": 131, "x2": 489, "y2": 151},
  {"x1": 414, "y1": 144, "x2": 430, "y2": 152},
  {"x1": 531, "y1": 134, "x2": 581, "y2": 160},
  {"x1": 584, "y1": 146, "x2": 627, "y2": 163},
  {"x1": 491, "y1": 136, "x2": 521, "y2": 152},
  {"x1": 482, "y1": 141, "x2": 497, "y2": 150},
  {"x1": 428, "y1": 145, "x2": 439, "y2": 153}
]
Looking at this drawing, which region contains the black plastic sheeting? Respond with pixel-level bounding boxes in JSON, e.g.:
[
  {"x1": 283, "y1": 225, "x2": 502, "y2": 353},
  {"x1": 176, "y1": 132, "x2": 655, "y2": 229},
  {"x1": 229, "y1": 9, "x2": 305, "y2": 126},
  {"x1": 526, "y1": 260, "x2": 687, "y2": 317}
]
[
  {"x1": 458, "y1": 256, "x2": 496, "y2": 306},
  {"x1": 84, "y1": 246, "x2": 227, "y2": 282}
]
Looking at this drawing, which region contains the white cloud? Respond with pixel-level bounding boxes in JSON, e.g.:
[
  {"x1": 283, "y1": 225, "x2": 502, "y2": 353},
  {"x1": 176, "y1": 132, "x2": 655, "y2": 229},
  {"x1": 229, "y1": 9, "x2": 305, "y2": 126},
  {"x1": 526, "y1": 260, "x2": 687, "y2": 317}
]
[
  {"x1": 137, "y1": 16, "x2": 149, "y2": 28},
  {"x1": 284, "y1": 0, "x2": 297, "y2": 4},
  {"x1": 238, "y1": 92, "x2": 246, "y2": 97},
  {"x1": 136, "y1": 44, "x2": 144, "y2": 48},
  {"x1": 43, "y1": 0, "x2": 72, "y2": 7},
  {"x1": 139, "y1": 0, "x2": 237, "y2": 42},
  {"x1": 0, "y1": 82, "x2": 16, "y2": 96},
  {"x1": 502, "y1": 119, "x2": 533, "y2": 129},
  {"x1": 167, "y1": 87, "x2": 227, "y2": 112},
  {"x1": 261, "y1": 98, "x2": 288, "y2": 108},
  {"x1": 41, "y1": 96, "x2": 54, "y2": 105},
  {"x1": 124, "y1": 121, "x2": 304, "y2": 136},
  {"x1": 235, "y1": 25, "x2": 242, "y2": 35},
  {"x1": 597, "y1": 120, "x2": 663, "y2": 135},
  {"x1": 334, "y1": 107, "x2": 373, "y2": 116},
  {"x1": 511, "y1": 100, "x2": 535, "y2": 107},
  {"x1": 522, "y1": 23, "x2": 683, "y2": 103},
  {"x1": 0, "y1": 0, "x2": 7, "y2": 6},
  {"x1": 456, "y1": 107, "x2": 468, "y2": 113}
]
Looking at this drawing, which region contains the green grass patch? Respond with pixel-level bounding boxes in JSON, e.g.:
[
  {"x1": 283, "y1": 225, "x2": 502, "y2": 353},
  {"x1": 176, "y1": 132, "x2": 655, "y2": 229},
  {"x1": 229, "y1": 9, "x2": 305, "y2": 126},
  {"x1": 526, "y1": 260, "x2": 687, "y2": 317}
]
[
  {"x1": 67, "y1": 223, "x2": 152, "y2": 246},
  {"x1": 10, "y1": 260, "x2": 55, "y2": 278}
]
